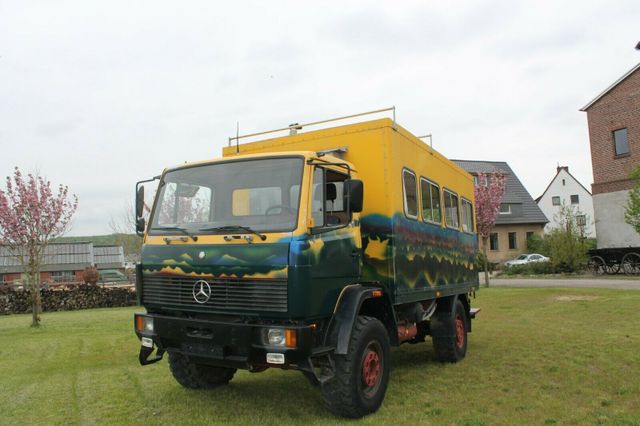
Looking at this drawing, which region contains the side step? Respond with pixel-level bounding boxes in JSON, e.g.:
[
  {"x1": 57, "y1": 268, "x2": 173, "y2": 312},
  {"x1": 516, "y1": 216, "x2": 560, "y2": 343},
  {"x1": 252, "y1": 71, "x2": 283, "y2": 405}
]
[{"x1": 469, "y1": 308, "x2": 481, "y2": 319}]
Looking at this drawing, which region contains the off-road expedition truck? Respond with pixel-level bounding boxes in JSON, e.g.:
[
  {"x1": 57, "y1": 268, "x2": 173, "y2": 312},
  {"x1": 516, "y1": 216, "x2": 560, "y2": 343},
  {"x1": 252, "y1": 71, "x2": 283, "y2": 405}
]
[{"x1": 134, "y1": 109, "x2": 480, "y2": 418}]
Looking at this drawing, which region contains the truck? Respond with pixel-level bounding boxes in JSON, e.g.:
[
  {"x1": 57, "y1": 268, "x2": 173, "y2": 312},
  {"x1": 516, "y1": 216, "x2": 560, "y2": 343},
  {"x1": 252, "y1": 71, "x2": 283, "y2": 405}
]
[{"x1": 133, "y1": 110, "x2": 480, "y2": 418}]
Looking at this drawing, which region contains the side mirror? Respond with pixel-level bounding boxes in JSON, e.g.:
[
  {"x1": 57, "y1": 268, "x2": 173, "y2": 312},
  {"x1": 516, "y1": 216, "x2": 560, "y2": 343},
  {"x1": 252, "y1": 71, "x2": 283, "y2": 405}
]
[
  {"x1": 136, "y1": 217, "x2": 146, "y2": 234},
  {"x1": 136, "y1": 186, "x2": 145, "y2": 219},
  {"x1": 344, "y1": 179, "x2": 364, "y2": 213}
]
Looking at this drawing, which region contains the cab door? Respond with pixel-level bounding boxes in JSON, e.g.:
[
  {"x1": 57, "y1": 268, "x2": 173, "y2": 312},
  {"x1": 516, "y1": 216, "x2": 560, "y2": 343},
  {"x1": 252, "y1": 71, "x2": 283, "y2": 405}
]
[{"x1": 308, "y1": 166, "x2": 362, "y2": 280}]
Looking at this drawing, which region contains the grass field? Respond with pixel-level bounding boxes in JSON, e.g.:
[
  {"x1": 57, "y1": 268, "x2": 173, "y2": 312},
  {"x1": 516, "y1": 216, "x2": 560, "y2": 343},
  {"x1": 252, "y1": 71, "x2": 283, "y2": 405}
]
[{"x1": 1, "y1": 288, "x2": 639, "y2": 425}]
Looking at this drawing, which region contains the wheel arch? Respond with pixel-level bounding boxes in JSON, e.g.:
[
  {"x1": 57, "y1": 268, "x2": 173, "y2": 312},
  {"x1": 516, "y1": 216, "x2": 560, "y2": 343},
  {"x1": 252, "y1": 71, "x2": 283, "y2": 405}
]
[{"x1": 327, "y1": 283, "x2": 398, "y2": 355}]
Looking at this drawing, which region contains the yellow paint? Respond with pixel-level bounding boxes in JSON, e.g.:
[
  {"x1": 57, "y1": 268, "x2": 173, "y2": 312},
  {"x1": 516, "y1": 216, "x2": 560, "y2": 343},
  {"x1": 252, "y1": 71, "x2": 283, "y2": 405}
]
[
  {"x1": 150, "y1": 266, "x2": 287, "y2": 279},
  {"x1": 364, "y1": 237, "x2": 389, "y2": 260}
]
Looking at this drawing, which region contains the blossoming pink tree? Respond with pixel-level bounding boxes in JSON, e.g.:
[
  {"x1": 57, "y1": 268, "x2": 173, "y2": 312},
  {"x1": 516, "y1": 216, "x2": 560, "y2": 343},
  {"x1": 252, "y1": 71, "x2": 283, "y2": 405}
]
[
  {"x1": 0, "y1": 167, "x2": 78, "y2": 326},
  {"x1": 474, "y1": 171, "x2": 506, "y2": 287}
]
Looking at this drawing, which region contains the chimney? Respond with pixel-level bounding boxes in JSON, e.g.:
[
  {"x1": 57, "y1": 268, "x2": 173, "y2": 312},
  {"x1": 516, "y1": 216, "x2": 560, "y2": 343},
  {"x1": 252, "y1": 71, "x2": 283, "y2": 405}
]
[{"x1": 556, "y1": 165, "x2": 569, "y2": 174}]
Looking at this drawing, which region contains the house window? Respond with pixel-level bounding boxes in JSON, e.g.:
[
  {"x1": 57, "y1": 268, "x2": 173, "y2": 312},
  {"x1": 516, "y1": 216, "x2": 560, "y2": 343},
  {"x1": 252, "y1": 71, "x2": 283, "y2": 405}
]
[
  {"x1": 489, "y1": 233, "x2": 499, "y2": 250},
  {"x1": 499, "y1": 203, "x2": 511, "y2": 215},
  {"x1": 420, "y1": 178, "x2": 442, "y2": 223},
  {"x1": 613, "y1": 128, "x2": 629, "y2": 156},
  {"x1": 508, "y1": 232, "x2": 517, "y2": 250},
  {"x1": 50, "y1": 271, "x2": 75, "y2": 283},
  {"x1": 461, "y1": 198, "x2": 474, "y2": 232},
  {"x1": 570, "y1": 194, "x2": 579, "y2": 204},
  {"x1": 443, "y1": 189, "x2": 460, "y2": 228},
  {"x1": 402, "y1": 169, "x2": 418, "y2": 219},
  {"x1": 552, "y1": 196, "x2": 561, "y2": 206},
  {"x1": 562, "y1": 179, "x2": 566, "y2": 186}
]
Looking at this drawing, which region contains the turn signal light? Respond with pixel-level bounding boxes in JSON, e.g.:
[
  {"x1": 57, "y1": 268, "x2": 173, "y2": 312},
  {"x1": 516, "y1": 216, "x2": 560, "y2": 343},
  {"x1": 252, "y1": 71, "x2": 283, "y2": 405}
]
[
  {"x1": 285, "y1": 329, "x2": 297, "y2": 348},
  {"x1": 371, "y1": 290, "x2": 383, "y2": 298}
]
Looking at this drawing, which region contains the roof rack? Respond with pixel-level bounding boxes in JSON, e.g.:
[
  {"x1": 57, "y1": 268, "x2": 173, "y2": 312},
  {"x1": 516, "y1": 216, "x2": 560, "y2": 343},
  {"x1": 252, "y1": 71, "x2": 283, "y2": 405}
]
[{"x1": 228, "y1": 106, "x2": 396, "y2": 147}]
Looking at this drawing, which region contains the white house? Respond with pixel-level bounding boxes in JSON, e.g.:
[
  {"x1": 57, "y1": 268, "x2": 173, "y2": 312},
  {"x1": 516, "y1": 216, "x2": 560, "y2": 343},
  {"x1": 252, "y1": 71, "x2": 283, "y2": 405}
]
[{"x1": 536, "y1": 166, "x2": 596, "y2": 238}]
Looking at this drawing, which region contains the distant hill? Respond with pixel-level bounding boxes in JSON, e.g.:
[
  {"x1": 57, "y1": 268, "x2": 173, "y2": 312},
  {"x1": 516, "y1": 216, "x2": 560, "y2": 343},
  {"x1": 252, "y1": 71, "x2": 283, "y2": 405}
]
[{"x1": 56, "y1": 234, "x2": 142, "y2": 255}]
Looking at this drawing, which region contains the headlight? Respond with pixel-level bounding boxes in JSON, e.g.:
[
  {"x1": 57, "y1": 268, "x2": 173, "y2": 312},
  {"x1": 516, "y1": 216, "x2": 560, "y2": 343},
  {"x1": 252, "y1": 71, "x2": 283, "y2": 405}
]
[
  {"x1": 264, "y1": 328, "x2": 297, "y2": 348},
  {"x1": 267, "y1": 328, "x2": 286, "y2": 346}
]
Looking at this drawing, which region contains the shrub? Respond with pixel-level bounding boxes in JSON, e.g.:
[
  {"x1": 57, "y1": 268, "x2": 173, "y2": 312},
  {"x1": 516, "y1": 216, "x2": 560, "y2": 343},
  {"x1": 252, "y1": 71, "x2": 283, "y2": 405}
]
[
  {"x1": 475, "y1": 251, "x2": 498, "y2": 272},
  {"x1": 503, "y1": 261, "x2": 554, "y2": 276}
]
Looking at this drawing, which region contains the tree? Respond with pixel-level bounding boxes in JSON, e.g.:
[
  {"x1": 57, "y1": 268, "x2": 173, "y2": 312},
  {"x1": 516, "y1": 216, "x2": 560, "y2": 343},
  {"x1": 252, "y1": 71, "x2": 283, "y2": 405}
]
[
  {"x1": 624, "y1": 165, "x2": 640, "y2": 235},
  {"x1": 474, "y1": 171, "x2": 506, "y2": 287},
  {"x1": 0, "y1": 167, "x2": 78, "y2": 326},
  {"x1": 546, "y1": 204, "x2": 588, "y2": 272},
  {"x1": 108, "y1": 200, "x2": 143, "y2": 255}
]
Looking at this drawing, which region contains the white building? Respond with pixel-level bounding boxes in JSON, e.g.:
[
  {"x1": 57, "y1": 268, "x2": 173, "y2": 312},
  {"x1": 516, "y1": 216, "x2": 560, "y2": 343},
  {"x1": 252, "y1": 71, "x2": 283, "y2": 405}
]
[{"x1": 536, "y1": 166, "x2": 596, "y2": 238}]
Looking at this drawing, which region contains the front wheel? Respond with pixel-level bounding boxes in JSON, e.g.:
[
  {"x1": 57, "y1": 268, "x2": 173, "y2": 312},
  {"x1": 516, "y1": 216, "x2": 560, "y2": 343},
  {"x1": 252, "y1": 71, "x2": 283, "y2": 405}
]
[
  {"x1": 321, "y1": 316, "x2": 391, "y2": 418},
  {"x1": 168, "y1": 352, "x2": 236, "y2": 389}
]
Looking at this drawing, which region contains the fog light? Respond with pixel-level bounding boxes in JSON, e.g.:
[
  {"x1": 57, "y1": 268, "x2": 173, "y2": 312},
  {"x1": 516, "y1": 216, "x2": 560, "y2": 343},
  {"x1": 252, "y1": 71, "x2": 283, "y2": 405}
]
[
  {"x1": 267, "y1": 328, "x2": 286, "y2": 346},
  {"x1": 141, "y1": 337, "x2": 154, "y2": 348},
  {"x1": 266, "y1": 353, "x2": 285, "y2": 364}
]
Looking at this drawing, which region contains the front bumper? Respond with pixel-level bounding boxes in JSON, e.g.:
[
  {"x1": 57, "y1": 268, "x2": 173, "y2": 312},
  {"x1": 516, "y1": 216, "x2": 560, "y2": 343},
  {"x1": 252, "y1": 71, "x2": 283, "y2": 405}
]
[{"x1": 134, "y1": 313, "x2": 318, "y2": 370}]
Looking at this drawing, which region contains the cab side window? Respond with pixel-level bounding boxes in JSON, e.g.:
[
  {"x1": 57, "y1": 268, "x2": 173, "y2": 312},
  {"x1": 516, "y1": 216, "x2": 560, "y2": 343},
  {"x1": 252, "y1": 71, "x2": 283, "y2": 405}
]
[{"x1": 312, "y1": 167, "x2": 350, "y2": 228}]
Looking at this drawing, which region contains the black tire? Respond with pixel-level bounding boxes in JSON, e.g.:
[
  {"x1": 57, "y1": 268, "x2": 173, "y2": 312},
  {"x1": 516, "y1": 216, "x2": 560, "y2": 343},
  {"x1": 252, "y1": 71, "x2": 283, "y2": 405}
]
[
  {"x1": 321, "y1": 316, "x2": 391, "y2": 418},
  {"x1": 432, "y1": 299, "x2": 468, "y2": 363},
  {"x1": 168, "y1": 352, "x2": 236, "y2": 389}
]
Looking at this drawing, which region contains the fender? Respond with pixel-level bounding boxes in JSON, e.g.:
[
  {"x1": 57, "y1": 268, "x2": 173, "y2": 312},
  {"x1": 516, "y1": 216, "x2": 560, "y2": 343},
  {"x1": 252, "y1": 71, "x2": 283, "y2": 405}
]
[{"x1": 326, "y1": 283, "x2": 398, "y2": 355}]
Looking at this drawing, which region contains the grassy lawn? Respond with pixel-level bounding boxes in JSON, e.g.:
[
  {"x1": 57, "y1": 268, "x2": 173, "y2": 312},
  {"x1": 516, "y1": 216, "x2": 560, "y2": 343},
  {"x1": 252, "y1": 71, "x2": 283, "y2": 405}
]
[{"x1": 1, "y1": 288, "x2": 639, "y2": 425}]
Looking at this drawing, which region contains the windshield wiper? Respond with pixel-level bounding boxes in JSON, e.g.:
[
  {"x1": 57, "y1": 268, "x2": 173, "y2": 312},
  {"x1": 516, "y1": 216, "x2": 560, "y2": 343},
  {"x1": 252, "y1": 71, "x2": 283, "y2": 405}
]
[
  {"x1": 199, "y1": 225, "x2": 267, "y2": 241},
  {"x1": 153, "y1": 226, "x2": 198, "y2": 242}
]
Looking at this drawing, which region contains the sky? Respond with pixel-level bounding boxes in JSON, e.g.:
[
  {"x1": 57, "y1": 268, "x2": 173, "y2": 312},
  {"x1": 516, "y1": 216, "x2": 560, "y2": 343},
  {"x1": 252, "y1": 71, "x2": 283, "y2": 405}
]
[{"x1": 1, "y1": 1, "x2": 639, "y2": 236}]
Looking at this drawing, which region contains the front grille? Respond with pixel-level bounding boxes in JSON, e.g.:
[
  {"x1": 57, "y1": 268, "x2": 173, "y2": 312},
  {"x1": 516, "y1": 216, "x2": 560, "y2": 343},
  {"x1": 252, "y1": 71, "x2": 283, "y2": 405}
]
[{"x1": 142, "y1": 275, "x2": 288, "y2": 313}]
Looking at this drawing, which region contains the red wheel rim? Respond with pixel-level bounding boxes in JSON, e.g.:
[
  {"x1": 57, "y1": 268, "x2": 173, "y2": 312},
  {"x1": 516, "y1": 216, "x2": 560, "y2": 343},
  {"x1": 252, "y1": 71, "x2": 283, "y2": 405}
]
[
  {"x1": 455, "y1": 314, "x2": 465, "y2": 349},
  {"x1": 362, "y1": 349, "x2": 381, "y2": 388}
]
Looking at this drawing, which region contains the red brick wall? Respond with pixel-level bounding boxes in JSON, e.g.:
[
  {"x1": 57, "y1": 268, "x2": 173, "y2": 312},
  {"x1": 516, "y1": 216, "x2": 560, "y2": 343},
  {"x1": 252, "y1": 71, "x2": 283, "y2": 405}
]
[{"x1": 586, "y1": 67, "x2": 640, "y2": 195}]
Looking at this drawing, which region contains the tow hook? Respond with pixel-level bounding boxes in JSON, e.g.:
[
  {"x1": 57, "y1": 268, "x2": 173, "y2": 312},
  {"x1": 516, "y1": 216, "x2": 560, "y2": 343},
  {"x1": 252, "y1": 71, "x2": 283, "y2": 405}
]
[{"x1": 139, "y1": 341, "x2": 165, "y2": 366}]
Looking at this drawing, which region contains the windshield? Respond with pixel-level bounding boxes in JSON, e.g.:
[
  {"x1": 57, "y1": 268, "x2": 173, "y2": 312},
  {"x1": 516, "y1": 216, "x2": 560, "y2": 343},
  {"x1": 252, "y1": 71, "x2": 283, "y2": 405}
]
[
  {"x1": 517, "y1": 254, "x2": 529, "y2": 260},
  {"x1": 149, "y1": 157, "x2": 304, "y2": 234}
]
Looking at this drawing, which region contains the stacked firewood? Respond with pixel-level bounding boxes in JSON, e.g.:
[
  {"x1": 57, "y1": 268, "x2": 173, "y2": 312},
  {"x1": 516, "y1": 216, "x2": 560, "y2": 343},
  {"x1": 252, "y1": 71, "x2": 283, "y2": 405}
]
[{"x1": 0, "y1": 285, "x2": 137, "y2": 315}]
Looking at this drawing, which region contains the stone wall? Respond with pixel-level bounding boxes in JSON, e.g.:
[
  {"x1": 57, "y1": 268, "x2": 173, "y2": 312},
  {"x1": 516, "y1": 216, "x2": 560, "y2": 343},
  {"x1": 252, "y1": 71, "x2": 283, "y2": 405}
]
[{"x1": 0, "y1": 285, "x2": 137, "y2": 315}]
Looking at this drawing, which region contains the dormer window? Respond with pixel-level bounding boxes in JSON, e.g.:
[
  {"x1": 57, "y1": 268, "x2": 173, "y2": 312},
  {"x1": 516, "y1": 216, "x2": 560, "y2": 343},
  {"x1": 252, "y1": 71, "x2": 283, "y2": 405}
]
[{"x1": 499, "y1": 203, "x2": 511, "y2": 214}]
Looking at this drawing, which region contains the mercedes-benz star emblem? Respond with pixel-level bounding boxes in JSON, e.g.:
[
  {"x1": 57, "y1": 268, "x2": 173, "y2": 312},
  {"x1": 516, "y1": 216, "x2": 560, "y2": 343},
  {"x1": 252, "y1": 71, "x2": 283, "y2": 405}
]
[{"x1": 192, "y1": 280, "x2": 212, "y2": 304}]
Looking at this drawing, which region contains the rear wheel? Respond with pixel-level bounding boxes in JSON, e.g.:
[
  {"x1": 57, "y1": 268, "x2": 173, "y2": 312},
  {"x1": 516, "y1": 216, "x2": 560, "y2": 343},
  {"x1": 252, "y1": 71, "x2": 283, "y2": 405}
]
[
  {"x1": 621, "y1": 253, "x2": 640, "y2": 275},
  {"x1": 432, "y1": 298, "x2": 468, "y2": 363},
  {"x1": 321, "y1": 316, "x2": 391, "y2": 418},
  {"x1": 168, "y1": 352, "x2": 236, "y2": 389}
]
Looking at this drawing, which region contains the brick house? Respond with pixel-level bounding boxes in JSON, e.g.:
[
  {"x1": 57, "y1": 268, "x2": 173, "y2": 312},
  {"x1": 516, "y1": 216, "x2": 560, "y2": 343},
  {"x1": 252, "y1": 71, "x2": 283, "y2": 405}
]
[
  {"x1": 580, "y1": 61, "x2": 640, "y2": 248},
  {"x1": 453, "y1": 160, "x2": 548, "y2": 263},
  {"x1": 0, "y1": 242, "x2": 125, "y2": 284}
]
